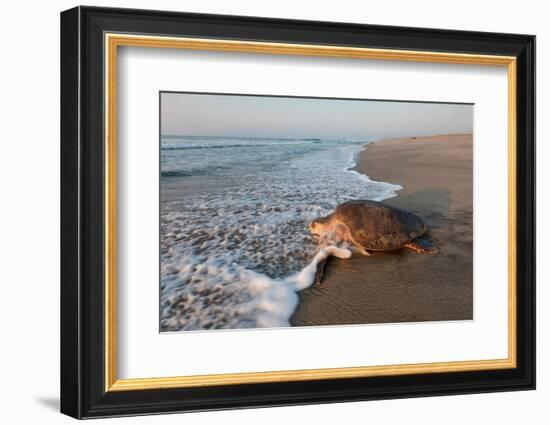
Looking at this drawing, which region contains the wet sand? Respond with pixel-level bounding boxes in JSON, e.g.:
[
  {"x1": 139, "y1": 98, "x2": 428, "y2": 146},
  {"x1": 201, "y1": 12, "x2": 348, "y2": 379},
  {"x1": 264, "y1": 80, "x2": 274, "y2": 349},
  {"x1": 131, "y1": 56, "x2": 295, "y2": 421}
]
[{"x1": 291, "y1": 134, "x2": 473, "y2": 326}]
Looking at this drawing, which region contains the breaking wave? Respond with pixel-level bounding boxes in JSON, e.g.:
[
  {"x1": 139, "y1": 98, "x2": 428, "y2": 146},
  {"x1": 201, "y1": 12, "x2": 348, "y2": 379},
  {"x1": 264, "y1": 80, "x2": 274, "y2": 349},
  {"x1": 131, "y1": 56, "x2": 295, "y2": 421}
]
[{"x1": 160, "y1": 136, "x2": 401, "y2": 331}]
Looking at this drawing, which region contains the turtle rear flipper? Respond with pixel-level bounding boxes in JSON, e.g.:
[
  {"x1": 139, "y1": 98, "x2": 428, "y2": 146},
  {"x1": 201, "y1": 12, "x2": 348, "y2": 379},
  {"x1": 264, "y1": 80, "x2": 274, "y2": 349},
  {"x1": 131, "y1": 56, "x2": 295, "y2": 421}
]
[{"x1": 404, "y1": 236, "x2": 438, "y2": 254}]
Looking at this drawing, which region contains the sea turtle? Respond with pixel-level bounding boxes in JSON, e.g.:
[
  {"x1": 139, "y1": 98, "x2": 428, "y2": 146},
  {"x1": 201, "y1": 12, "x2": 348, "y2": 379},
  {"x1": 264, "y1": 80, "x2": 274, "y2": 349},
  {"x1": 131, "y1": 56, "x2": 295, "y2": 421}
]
[{"x1": 309, "y1": 200, "x2": 438, "y2": 285}]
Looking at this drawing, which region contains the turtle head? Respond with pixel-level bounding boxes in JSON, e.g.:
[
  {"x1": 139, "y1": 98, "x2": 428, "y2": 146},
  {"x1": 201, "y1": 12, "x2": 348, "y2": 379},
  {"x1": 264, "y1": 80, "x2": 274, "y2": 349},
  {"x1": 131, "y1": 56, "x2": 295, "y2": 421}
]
[{"x1": 309, "y1": 216, "x2": 331, "y2": 236}]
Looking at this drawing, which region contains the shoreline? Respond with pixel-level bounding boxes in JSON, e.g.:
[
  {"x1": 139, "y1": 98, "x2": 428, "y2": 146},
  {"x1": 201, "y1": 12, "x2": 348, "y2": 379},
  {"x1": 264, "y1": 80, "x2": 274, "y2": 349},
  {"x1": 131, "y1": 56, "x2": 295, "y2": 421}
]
[{"x1": 290, "y1": 133, "x2": 473, "y2": 326}]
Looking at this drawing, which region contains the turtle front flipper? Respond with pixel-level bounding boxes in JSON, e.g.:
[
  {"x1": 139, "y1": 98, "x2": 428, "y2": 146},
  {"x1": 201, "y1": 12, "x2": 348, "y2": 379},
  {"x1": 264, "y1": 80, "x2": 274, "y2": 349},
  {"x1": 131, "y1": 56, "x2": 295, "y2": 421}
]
[
  {"x1": 314, "y1": 257, "x2": 329, "y2": 285},
  {"x1": 404, "y1": 236, "x2": 438, "y2": 254}
]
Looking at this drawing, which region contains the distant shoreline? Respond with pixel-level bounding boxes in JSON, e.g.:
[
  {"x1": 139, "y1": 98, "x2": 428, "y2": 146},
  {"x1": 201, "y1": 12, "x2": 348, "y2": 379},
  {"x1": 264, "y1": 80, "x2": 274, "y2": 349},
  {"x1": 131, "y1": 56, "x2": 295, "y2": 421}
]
[
  {"x1": 291, "y1": 133, "x2": 474, "y2": 326},
  {"x1": 354, "y1": 133, "x2": 473, "y2": 212}
]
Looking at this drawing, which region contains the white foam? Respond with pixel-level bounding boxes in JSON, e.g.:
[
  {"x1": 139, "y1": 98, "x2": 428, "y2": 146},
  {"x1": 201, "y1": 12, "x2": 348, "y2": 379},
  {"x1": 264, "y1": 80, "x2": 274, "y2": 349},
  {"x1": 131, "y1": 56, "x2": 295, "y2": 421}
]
[
  {"x1": 344, "y1": 143, "x2": 403, "y2": 201},
  {"x1": 289, "y1": 245, "x2": 352, "y2": 291}
]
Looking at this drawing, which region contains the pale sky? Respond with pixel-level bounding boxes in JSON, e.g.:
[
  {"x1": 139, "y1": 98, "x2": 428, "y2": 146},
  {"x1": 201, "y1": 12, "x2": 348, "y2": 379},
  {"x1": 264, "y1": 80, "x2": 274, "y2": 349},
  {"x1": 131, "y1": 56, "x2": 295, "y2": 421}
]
[{"x1": 161, "y1": 92, "x2": 473, "y2": 140}]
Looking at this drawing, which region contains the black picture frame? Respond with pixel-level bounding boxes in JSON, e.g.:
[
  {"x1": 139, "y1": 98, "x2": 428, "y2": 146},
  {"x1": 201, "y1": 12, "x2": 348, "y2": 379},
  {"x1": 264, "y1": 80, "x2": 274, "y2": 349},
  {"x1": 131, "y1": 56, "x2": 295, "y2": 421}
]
[{"x1": 61, "y1": 5, "x2": 535, "y2": 419}]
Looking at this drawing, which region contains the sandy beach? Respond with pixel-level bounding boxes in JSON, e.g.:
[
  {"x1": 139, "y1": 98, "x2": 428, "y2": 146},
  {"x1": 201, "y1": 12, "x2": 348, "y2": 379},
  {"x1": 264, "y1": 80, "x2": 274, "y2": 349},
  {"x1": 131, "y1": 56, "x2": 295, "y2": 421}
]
[{"x1": 291, "y1": 134, "x2": 473, "y2": 326}]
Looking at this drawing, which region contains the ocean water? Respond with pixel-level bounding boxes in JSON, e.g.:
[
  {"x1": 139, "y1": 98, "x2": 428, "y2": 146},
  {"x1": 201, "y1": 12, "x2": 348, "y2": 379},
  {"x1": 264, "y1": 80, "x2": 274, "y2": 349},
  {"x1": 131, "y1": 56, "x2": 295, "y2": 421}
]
[{"x1": 160, "y1": 136, "x2": 401, "y2": 331}]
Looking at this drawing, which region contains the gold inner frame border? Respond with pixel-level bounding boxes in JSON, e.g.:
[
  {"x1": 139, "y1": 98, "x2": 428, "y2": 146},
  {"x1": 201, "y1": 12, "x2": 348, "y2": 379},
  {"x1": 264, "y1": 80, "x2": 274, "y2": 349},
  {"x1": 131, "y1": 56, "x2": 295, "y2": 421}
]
[{"x1": 104, "y1": 33, "x2": 517, "y2": 392}]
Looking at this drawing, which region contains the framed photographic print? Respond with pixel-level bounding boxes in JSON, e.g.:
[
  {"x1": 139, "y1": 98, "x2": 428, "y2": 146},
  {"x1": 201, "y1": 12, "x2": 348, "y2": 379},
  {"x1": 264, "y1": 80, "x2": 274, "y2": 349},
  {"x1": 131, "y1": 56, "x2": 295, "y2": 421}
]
[{"x1": 60, "y1": 6, "x2": 535, "y2": 419}]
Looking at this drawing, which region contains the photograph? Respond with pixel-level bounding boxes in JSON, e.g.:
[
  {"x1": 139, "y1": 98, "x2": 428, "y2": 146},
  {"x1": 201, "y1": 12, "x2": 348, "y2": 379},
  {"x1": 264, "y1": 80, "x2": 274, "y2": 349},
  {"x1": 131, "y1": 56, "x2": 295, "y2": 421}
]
[
  {"x1": 57, "y1": 4, "x2": 536, "y2": 419},
  {"x1": 159, "y1": 92, "x2": 474, "y2": 332}
]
